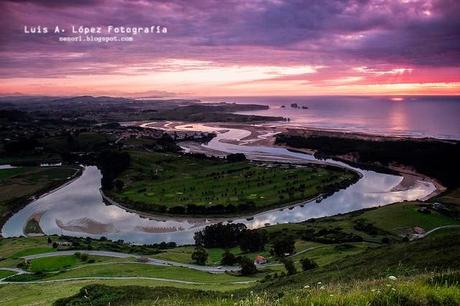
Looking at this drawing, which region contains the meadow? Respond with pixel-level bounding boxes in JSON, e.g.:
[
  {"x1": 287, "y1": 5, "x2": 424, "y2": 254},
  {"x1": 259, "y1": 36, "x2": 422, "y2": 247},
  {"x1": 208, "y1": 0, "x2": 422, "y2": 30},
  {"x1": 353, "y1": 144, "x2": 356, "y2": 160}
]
[{"x1": 107, "y1": 151, "x2": 357, "y2": 215}]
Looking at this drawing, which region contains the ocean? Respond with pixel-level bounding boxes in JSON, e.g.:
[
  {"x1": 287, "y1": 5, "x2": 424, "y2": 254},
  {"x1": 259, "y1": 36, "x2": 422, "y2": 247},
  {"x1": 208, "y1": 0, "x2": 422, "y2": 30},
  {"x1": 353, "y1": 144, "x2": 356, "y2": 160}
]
[{"x1": 204, "y1": 96, "x2": 460, "y2": 140}]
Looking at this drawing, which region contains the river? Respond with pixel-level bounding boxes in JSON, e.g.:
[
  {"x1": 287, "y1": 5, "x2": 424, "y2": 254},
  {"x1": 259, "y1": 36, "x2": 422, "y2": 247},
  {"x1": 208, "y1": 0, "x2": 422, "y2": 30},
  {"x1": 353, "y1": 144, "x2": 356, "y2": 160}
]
[{"x1": 1, "y1": 125, "x2": 435, "y2": 245}]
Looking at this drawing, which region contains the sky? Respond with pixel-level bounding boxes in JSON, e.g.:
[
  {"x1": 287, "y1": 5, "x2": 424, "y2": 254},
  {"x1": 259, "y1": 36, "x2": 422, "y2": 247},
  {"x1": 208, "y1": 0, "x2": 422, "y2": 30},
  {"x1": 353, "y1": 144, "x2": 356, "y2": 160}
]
[{"x1": 0, "y1": 0, "x2": 459, "y2": 97}]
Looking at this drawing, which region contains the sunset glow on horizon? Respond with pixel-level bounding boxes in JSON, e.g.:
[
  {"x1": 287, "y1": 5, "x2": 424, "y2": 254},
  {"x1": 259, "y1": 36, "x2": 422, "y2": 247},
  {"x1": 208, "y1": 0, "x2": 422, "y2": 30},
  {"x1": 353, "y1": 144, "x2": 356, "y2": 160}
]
[{"x1": 1, "y1": 0, "x2": 459, "y2": 97}]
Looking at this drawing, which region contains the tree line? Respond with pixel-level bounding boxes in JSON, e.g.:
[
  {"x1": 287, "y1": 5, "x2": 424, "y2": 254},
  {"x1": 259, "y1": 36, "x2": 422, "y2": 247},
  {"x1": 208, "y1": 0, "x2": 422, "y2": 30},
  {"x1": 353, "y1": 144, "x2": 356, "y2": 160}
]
[
  {"x1": 193, "y1": 222, "x2": 268, "y2": 252},
  {"x1": 276, "y1": 133, "x2": 460, "y2": 188}
]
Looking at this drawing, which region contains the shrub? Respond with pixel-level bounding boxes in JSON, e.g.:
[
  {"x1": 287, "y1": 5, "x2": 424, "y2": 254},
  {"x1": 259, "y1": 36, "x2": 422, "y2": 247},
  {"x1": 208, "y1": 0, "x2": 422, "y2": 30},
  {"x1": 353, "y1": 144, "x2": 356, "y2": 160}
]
[
  {"x1": 300, "y1": 257, "x2": 318, "y2": 271},
  {"x1": 191, "y1": 246, "x2": 208, "y2": 265},
  {"x1": 271, "y1": 235, "x2": 295, "y2": 257},
  {"x1": 282, "y1": 258, "x2": 297, "y2": 275},
  {"x1": 353, "y1": 219, "x2": 381, "y2": 236},
  {"x1": 238, "y1": 256, "x2": 257, "y2": 275},
  {"x1": 226, "y1": 153, "x2": 247, "y2": 162},
  {"x1": 220, "y1": 250, "x2": 237, "y2": 266},
  {"x1": 16, "y1": 259, "x2": 30, "y2": 270},
  {"x1": 302, "y1": 227, "x2": 363, "y2": 244}
]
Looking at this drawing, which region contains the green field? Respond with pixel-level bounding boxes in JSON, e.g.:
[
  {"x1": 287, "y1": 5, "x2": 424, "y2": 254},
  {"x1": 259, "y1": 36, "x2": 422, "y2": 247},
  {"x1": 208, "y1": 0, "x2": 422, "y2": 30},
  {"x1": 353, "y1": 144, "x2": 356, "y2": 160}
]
[
  {"x1": 107, "y1": 151, "x2": 357, "y2": 215},
  {"x1": 362, "y1": 202, "x2": 460, "y2": 233},
  {"x1": 0, "y1": 270, "x2": 15, "y2": 279},
  {"x1": 153, "y1": 245, "x2": 272, "y2": 266},
  {"x1": 11, "y1": 247, "x2": 55, "y2": 259},
  {"x1": 264, "y1": 201, "x2": 460, "y2": 242},
  {"x1": 0, "y1": 166, "x2": 79, "y2": 227},
  {"x1": 29, "y1": 256, "x2": 79, "y2": 272},
  {"x1": 0, "y1": 278, "x2": 253, "y2": 306},
  {"x1": 0, "y1": 237, "x2": 53, "y2": 258},
  {"x1": 42, "y1": 262, "x2": 257, "y2": 283}
]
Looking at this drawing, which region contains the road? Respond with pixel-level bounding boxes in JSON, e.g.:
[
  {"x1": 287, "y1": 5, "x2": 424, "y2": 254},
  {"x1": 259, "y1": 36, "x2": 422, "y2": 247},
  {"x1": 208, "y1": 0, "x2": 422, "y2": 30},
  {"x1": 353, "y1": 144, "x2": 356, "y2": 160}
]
[
  {"x1": 421, "y1": 225, "x2": 460, "y2": 238},
  {"x1": 1, "y1": 251, "x2": 259, "y2": 285},
  {"x1": 2, "y1": 276, "x2": 202, "y2": 285},
  {"x1": 22, "y1": 250, "x2": 241, "y2": 273},
  {"x1": 288, "y1": 246, "x2": 321, "y2": 258},
  {"x1": 0, "y1": 267, "x2": 29, "y2": 274},
  {"x1": 0, "y1": 267, "x2": 30, "y2": 281},
  {"x1": 0, "y1": 275, "x2": 256, "y2": 285}
]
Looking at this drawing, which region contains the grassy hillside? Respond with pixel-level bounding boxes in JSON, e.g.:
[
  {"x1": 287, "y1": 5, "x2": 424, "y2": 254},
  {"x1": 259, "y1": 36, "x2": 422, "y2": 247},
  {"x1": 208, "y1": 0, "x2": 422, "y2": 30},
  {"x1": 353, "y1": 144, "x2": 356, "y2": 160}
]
[
  {"x1": 51, "y1": 273, "x2": 460, "y2": 306},
  {"x1": 50, "y1": 230, "x2": 460, "y2": 305}
]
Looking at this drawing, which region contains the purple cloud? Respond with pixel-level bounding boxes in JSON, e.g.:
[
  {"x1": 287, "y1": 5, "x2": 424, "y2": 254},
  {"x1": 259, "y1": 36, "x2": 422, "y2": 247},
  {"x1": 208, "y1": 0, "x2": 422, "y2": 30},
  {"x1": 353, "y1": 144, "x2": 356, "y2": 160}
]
[{"x1": 0, "y1": 0, "x2": 459, "y2": 80}]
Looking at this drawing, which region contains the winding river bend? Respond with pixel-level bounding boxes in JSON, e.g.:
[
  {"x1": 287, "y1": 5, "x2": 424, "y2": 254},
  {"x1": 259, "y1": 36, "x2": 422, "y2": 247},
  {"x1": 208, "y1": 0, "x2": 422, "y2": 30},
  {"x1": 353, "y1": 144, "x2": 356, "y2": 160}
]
[{"x1": 1, "y1": 124, "x2": 435, "y2": 245}]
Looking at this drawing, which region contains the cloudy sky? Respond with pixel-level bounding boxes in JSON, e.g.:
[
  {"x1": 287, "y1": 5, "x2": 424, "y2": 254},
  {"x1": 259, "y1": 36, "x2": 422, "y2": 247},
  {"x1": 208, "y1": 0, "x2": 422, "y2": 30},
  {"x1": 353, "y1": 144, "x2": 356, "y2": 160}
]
[{"x1": 0, "y1": 0, "x2": 459, "y2": 97}]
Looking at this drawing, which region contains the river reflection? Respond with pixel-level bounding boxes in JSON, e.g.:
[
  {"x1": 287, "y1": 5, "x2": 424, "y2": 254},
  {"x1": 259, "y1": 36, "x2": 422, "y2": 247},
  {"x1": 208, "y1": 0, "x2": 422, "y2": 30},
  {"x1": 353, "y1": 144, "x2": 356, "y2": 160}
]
[{"x1": 1, "y1": 127, "x2": 435, "y2": 245}]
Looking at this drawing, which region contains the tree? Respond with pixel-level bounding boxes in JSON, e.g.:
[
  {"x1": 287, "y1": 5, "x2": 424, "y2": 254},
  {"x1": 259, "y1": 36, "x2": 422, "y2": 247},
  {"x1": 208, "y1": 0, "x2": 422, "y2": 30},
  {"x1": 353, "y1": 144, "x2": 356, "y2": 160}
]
[
  {"x1": 300, "y1": 257, "x2": 318, "y2": 271},
  {"x1": 156, "y1": 133, "x2": 181, "y2": 152},
  {"x1": 193, "y1": 223, "x2": 247, "y2": 248},
  {"x1": 239, "y1": 230, "x2": 267, "y2": 252},
  {"x1": 191, "y1": 246, "x2": 208, "y2": 265},
  {"x1": 98, "y1": 150, "x2": 130, "y2": 190},
  {"x1": 271, "y1": 235, "x2": 295, "y2": 257},
  {"x1": 221, "y1": 249, "x2": 237, "y2": 266},
  {"x1": 238, "y1": 256, "x2": 257, "y2": 275},
  {"x1": 282, "y1": 258, "x2": 297, "y2": 275}
]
